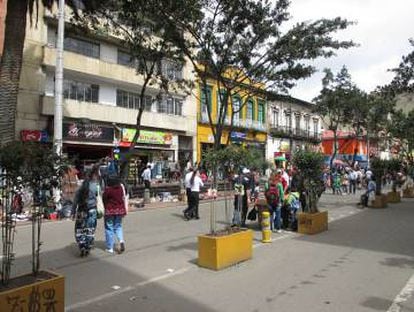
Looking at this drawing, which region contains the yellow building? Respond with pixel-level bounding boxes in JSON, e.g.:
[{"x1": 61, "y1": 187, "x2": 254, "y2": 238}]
[{"x1": 196, "y1": 78, "x2": 267, "y2": 162}]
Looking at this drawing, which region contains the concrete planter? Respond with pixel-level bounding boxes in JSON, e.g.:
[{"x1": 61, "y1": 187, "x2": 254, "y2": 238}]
[
  {"x1": 370, "y1": 194, "x2": 388, "y2": 208},
  {"x1": 0, "y1": 270, "x2": 64, "y2": 312},
  {"x1": 198, "y1": 229, "x2": 253, "y2": 270},
  {"x1": 387, "y1": 191, "x2": 401, "y2": 203},
  {"x1": 403, "y1": 187, "x2": 414, "y2": 198},
  {"x1": 298, "y1": 211, "x2": 328, "y2": 235}
]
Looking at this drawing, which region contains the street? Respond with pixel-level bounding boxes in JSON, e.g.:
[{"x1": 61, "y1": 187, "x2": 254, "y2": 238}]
[{"x1": 10, "y1": 192, "x2": 414, "y2": 312}]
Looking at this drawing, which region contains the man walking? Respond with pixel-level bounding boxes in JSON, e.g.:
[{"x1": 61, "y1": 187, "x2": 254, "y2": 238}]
[
  {"x1": 142, "y1": 165, "x2": 152, "y2": 189},
  {"x1": 349, "y1": 169, "x2": 357, "y2": 194},
  {"x1": 183, "y1": 167, "x2": 193, "y2": 219}
]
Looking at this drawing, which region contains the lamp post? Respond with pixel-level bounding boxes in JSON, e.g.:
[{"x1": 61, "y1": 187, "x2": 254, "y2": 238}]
[{"x1": 53, "y1": 0, "x2": 65, "y2": 156}]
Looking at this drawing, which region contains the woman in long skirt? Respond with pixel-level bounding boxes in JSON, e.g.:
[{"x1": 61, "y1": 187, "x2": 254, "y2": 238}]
[{"x1": 73, "y1": 166, "x2": 100, "y2": 257}]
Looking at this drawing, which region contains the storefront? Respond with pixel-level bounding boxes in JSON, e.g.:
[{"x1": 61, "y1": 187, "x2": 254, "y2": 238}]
[{"x1": 61, "y1": 120, "x2": 115, "y2": 172}]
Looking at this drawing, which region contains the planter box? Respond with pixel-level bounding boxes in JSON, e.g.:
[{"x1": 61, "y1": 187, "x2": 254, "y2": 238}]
[
  {"x1": 298, "y1": 211, "x2": 328, "y2": 235},
  {"x1": 370, "y1": 194, "x2": 388, "y2": 208},
  {"x1": 0, "y1": 270, "x2": 64, "y2": 312},
  {"x1": 403, "y1": 187, "x2": 414, "y2": 198},
  {"x1": 198, "y1": 229, "x2": 253, "y2": 270},
  {"x1": 387, "y1": 191, "x2": 401, "y2": 203}
]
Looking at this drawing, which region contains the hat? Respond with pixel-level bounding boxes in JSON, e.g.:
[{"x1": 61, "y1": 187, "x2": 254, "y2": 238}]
[{"x1": 242, "y1": 168, "x2": 250, "y2": 174}]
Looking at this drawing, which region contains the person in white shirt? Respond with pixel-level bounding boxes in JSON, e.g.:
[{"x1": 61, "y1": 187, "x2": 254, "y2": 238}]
[
  {"x1": 183, "y1": 168, "x2": 193, "y2": 218},
  {"x1": 185, "y1": 169, "x2": 204, "y2": 220},
  {"x1": 141, "y1": 165, "x2": 152, "y2": 189}
]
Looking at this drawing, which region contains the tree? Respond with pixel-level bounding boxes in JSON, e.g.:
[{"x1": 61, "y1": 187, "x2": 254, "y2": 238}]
[
  {"x1": 313, "y1": 66, "x2": 358, "y2": 168},
  {"x1": 388, "y1": 108, "x2": 414, "y2": 166},
  {"x1": 162, "y1": 0, "x2": 355, "y2": 180},
  {"x1": 77, "y1": 0, "x2": 196, "y2": 180},
  {"x1": 0, "y1": 0, "x2": 93, "y2": 144}
]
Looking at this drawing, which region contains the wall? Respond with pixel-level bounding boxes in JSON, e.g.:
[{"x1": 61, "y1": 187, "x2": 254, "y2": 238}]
[{"x1": 0, "y1": 0, "x2": 6, "y2": 55}]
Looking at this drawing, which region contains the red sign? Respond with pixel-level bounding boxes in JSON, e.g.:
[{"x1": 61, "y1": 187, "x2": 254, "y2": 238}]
[{"x1": 21, "y1": 130, "x2": 42, "y2": 142}]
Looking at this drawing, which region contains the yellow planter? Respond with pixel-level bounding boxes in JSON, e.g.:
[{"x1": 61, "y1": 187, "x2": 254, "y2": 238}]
[
  {"x1": 198, "y1": 229, "x2": 253, "y2": 270},
  {"x1": 403, "y1": 187, "x2": 414, "y2": 198},
  {"x1": 387, "y1": 191, "x2": 401, "y2": 203},
  {"x1": 370, "y1": 194, "x2": 388, "y2": 208},
  {"x1": 298, "y1": 211, "x2": 328, "y2": 235},
  {"x1": 0, "y1": 270, "x2": 64, "y2": 312}
]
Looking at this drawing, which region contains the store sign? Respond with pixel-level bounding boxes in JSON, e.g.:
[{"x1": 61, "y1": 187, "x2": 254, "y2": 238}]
[
  {"x1": 63, "y1": 122, "x2": 114, "y2": 142},
  {"x1": 230, "y1": 132, "x2": 247, "y2": 141},
  {"x1": 21, "y1": 130, "x2": 48, "y2": 142},
  {"x1": 279, "y1": 141, "x2": 290, "y2": 152},
  {"x1": 121, "y1": 129, "x2": 173, "y2": 146}
]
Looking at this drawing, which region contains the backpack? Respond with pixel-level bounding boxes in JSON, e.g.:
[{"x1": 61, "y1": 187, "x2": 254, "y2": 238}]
[
  {"x1": 291, "y1": 197, "x2": 300, "y2": 210},
  {"x1": 265, "y1": 185, "x2": 279, "y2": 206}
]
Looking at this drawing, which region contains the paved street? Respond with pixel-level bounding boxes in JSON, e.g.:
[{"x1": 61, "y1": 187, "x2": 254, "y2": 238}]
[{"x1": 9, "y1": 191, "x2": 414, "y2": 312}]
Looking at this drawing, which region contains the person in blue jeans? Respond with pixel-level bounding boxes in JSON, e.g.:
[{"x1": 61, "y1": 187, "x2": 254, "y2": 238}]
[{"x1": 103, "y1": 176, "x2": 127, "y2": 254}]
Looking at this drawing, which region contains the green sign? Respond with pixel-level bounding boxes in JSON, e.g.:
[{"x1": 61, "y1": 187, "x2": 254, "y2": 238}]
[{"x1": 121, "y1": 129, "x2": 173, "y2": 145}]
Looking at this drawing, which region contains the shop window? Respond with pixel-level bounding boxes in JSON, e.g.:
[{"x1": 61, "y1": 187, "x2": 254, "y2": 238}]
[
  {"x1": 63, "y1": 80, "x2": 99, "y2": 103},
  {"x1": 64, "y1": 36, "x2": 100, "y2": 59}
]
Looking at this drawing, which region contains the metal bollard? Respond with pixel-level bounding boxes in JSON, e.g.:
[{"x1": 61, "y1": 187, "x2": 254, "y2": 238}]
[{"x1": 261, "y1": 211, "x2": 272, "y2": 243}]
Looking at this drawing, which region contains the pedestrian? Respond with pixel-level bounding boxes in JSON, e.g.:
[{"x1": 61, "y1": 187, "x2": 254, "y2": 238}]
[
  {"x1": 284, "y1": 188, "x2": 300, "y2": 231},
  {"x1": 232, "y1": 168, "x2": 250, "y2": 227},
  {"x1": 102, "y1": 176, "x2": 127, "y2": 254},
  {"x1": 73, "y1": 166, "x2": 100, "y2": 257},
  {"x1": 186, "y1": 168, "x2": 204, "y2": 220},
  {"x1": 349, "y1": 169, "x2": 357, "y2": 194},
  {"x1": 265, "y1": 171, "x2": 283, "y2": 233},
  {"x1": 141, "y1": 165, "x2": 152, "y2": 189},
  {"x1": 183, "y1": 167, "x2": 193, "y2": 219}
]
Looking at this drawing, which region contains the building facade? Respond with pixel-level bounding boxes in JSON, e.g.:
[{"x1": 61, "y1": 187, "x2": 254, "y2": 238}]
[
  {"x1": 266, "y1": 94, "x2": 322, "y2": 163},
  {"x1": 196, "y1": 80, "x2": 267, "y2": 162},
  {"x1": 15, "y1": 4, "x2": 197, "y2": 179}
]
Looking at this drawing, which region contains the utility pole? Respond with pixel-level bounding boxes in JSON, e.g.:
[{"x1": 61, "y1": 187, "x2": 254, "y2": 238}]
[{"x1": 53, "y1": 0, "x2": 65, "y2": 156}]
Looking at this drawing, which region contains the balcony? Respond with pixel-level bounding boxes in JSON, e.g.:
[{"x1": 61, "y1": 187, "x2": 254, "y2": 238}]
[
  {"x1": 198, "y1": 113, "x2": 266, "y2": 132},
  {"x1": 41, "y1": 96, "x2": 195, "y2": 134},
  {"x1": 270, "y1": 125, "x2": 321, "y2": 143}
]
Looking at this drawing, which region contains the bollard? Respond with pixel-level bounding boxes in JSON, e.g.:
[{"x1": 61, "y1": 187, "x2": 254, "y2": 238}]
[
  {"x1": 261, "y1": 211, "x2": 272, "y2": 243},
  {"x1": 144, "y1": 189, "x2": 150, "y2": 204}
]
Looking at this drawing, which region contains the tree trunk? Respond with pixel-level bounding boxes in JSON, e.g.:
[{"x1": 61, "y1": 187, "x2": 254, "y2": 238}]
[
  {"x1": 330, "y1": 129, "x2": 338, "y2": 170},
  {"x1": 0, "y1": 0, "x2": 28, "y2": 143}
]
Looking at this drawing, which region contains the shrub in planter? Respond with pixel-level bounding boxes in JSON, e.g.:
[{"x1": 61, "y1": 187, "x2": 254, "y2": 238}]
[
  {"x1": 292, "y1": 151, "x2": 327, "y2": 234},
  {"x1": 0, "y1": 142, "x2": 67, "y2": 309},
  {"x1": 370, "y1": 158, "x2": 388, "y2": 208}
]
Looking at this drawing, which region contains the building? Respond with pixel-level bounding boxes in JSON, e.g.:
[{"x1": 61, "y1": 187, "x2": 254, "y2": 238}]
[
  {"x1": 266, "y1": 94, "x2": 322, "y2": 163},
  {"x1": 196, "y1": 77, "x2": 267, "y2": 162},
  {"x1": 15, "y1": 3, "x2": 197, "y2": 179}
]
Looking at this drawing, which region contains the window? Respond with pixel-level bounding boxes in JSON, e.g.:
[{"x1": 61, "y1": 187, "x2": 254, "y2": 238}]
[
  {"x1": 313, "y1": 119, "x2": 319, "y2": 136},
  {"x1": 247, "y1": 99, "x2": 254, "y2": 120},
  {"x1": 116, "y1": 90, "x2": 140, "y2": 109},
  {"x1": 216, "y1": 89, "x2": 228, "y2": 120},
  {"x1": 63, "y1": 80, "x2": 99, "y2": 103},
  {"x1": 156, "y1": 96, "x2": 183, "y2": 115},
  {"x1": 232, "y1": 96, "x2": 242, "y2": 122},
  {"x1": 174, "y1": 99, "x2": 183, "y2": 116},
  {"x1": 64, "y1": 36, "x2": 100, "y2": 58},
  {"x1": 143, "y1": 96, "x2": 153, "y2": 112},
  {"x1": 166, "y1": 97, "x2": 174, "y2": 114},
  {"x1": 200, "y1": 86, "x2": 212, "y2": 115},
  {"x1": 285, "y1": 111, "x2": 291, "y2": 129},
  {"x1": 258, "y1": 101, "x2": 265, "y2": 124},
  {"x1": 295, "y1": 114, "x2": 300, "y2": 130},
  {"x1": 272, "y1": 108, "x2": 279, "y2": 127},
  {"x1": 157, "y1": 98, "x2": 167, "y2": 113},
  {"x1": 162, "y1": 60, "x2": 183, "y2": 80},
  {"x1": 118, "y1": 50, "x2": 134, "y2": 67},
  {"x1": 304, "y1": 116, "x2": 310, "y2": 131}
]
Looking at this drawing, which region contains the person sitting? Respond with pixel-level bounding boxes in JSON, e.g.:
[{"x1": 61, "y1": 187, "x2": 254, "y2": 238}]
[{"x1": 361, "y1": 176, "x2": 377, "y2": 207}]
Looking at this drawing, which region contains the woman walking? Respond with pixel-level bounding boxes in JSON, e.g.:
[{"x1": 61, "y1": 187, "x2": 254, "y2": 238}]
[
  {"x1": 102, "y1": 176, "x2": 127, "y2": 254},
  {"x1": 73, "y1": 166, "x2": 100, "y2": 257}
]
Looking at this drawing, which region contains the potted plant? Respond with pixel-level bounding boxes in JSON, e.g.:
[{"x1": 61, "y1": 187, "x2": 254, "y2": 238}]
[
  {"x1": 386, "y1": 158, "x2": 402, "y2": 203},
  {"x1": 197, "y1": 145, "x2": 258, "y2": 270},
  {"x1": 370, "y1": 157, "x2": 388, "y2": 208},
  {"x1": 292, "y1": 151, "x2": 328, "y2": 234},
  {"x1": 0, "y1": 142, "x2": 66, "y2": 311}
]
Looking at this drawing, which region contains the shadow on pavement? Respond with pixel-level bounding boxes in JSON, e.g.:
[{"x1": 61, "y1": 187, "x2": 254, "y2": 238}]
[
  {"x1": 9, "y1": 244, "x2": 217, "y2": 312},
  {"x1": 360, "y1": 296, "x2": 394, "y2": 311}
]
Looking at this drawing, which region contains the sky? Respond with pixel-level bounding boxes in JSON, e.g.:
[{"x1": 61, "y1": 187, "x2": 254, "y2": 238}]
[{"x1": 287, "y1": 0, "x2": 414, "y2": 102}]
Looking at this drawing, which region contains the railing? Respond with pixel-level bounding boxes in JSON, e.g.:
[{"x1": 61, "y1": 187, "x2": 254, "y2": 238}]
[
  {"x1": 270, "y1": 125, "x2": 321, "y2": 142},
  {"x1": 198, "y1": 113, "x2": 266, "y2": 132}
]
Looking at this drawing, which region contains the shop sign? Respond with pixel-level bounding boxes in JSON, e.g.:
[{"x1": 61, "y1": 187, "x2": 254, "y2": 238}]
[
  {"x1": 63, "y1": 122, "x2": 114, "y2": 142},
  {"x1": 279, "y1": 141, "x2": 290, "y2": 152},
  {"x1": 21, "y1": 130, "x2": 48, "y2": 142},
  {"x1": 230, "y1": 132, "x2": 247, "y2": 141},
  {"x1": 121, "y1": 129, "x2": 173, "y2": 146}
]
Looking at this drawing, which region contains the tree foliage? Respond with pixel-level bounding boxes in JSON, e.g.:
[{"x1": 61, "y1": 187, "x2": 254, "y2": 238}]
[{"x1": 388, "y1": 109, "x2": 414, "y2": 165}]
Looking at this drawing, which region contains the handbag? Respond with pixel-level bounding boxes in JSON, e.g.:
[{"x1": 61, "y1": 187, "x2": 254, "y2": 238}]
[
  {"x1": 247, "y1": 207, "x2": 257, "y2": 221},
  {"x1": 96, "y1": 185, "x2": 104, "y2": 219},
  {"x1": 121, "y1": 183, "x2": 129, "y2": 214}
]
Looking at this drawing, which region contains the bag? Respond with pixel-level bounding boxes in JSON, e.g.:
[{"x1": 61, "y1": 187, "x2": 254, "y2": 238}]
[
  {"x1": 121, "y1": 183, "x2": 129, "y2": 214},
  {"x1": 247, "y1": 207, "x2": 257, "y2": 221},
  {"x1": 291, "y1": 198, "x2": 300, "y2": 210},
  {"x1": 265, "y1": 185, "x2": 279, "y2": 206},
  {"x1": 96, "y1": 193, "x2": 104, "y2": 219}
]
